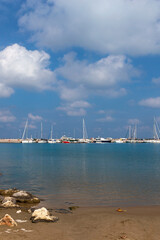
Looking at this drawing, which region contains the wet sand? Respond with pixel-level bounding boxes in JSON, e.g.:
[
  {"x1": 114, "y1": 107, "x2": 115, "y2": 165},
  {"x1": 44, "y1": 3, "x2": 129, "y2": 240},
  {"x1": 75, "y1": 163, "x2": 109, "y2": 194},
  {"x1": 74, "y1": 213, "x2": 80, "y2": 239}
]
[{"x1": 0, "y1": 205, "x2": 160, "y2": 240}]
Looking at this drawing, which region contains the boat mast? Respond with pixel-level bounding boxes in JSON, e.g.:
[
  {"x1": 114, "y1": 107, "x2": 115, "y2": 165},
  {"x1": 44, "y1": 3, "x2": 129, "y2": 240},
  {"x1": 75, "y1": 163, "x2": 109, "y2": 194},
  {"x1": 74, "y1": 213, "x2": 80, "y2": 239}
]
[
  {"x1": 41, "y1": 122, "x2": 43, "y2": 139},
  {"x1": 22, "y1": 119, "x2": 28, "y2": 139},
  {"x1": 128, "y1": 126, "x2": 131, "y2": 139},
  {"x1": 153, "y1": 117, "x2": 160, "y2": 139},
  {"x1": 133, "y1": 125, "x2": 137, "y2": 140},
  {"x1": 83, "y1": 118, "x2": 88, "y2": 139},
  {"x1": 50, "y1": 125, "x2": 53, "y2": 139}
]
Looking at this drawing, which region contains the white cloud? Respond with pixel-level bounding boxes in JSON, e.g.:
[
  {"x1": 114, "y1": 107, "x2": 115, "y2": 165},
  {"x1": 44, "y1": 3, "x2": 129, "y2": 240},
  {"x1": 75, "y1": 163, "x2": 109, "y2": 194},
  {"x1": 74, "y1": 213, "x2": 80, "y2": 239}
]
[
  {"x1": 57, "y1": 54, "x2": 136, "y2": 88},
  {"x1": 19, "y1": 0, "x2": 160, "y2": 55},
  {"x1": 56, "y1": 53, "x2": 138, "y2": 115},
  {"x1": 139, "y1": 97, "x2": 160, "y2": 108},
  {"x1": 57, "y1": 53, "x2": 137, "y2": 100},
  {"x1": 128, "y1": 118, "x2": 140, "y2": 125},
  {"x1": 70, "y1": 101, "x2": 91, "y2": 108},
  {"x1": 28, "y1": 113, "x2": 42, "y2": 121},
  {"x1": 0, "y1": 83, "x2": 14, "y2": 98},
  {"x1": 0, "y1": 44, "x2": 139, "y2": 117},
  {"x1": 0, "y1": 44, "x2": 56, "y2": 97},
  {"x1": 58, "y1": 85, "x2": 87, "y2": 101},
  {"x1": 57, "y1": 101, "x2": 90, "y2": 116},
  {"x1": 0, "y1": 110, "x2": 16, "y2": 122},
  {"x1": 96, "y1": 116, "x2": 114, "y2": 122}
]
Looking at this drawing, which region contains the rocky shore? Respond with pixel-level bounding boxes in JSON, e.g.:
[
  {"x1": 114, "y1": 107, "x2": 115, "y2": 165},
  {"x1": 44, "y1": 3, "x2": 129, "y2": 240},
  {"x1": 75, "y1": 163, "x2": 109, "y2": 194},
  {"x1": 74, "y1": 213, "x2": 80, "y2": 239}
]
[{"x1": 0, "y1": 189, "x2": 159, "y2": 239}]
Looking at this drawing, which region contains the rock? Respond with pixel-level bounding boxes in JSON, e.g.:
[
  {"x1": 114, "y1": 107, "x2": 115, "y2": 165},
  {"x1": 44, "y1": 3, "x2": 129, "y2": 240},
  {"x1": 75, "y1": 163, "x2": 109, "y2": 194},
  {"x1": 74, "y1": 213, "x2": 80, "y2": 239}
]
[
  {"x1": 55, "y1": 208, "x2": 72, "y2": 214},
  {"x1": 0, "y1": 195, "x2": 3, "y2": 203},
  {"x1": 2, "y1": 197, "x2": 18, "y2": 208},
  {"x1": 68, "y1": 206, "x2": 79, "y2": 211},
  {"x1": 0, "y1": 214, "x2": 17, "y2": 227},
  {"x1": 0, "y1": 189, "x2": 40, "y2": 204},
  {"x1": 16, "y1": 210, "x2": 22, "y2": 214},
  {"x1": 116, "y1": 208, "x2": 127, "y2": 212},
  {"x1": 31, "y1": 207, "x2": 59, "y2": 223},
  {"x1": 12, "y1": 191, "x2": 40, "y2": 204},
  {"x1": 0, "y1": 189, "x2": 18, "y2": 196}
]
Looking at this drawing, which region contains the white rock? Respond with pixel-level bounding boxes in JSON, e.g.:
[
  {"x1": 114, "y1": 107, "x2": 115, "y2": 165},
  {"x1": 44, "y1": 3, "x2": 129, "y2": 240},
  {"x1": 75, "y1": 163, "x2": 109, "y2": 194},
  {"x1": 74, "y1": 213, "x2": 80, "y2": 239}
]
[
  {"x1": 2, "y1": 197, "x2": 18, "y2": 208},
  {"x1": 16, "y1": 210, "x2": 22, "y2": 214},
  {"x1": 16, "y1": 219, "x2": 27, "y2": 223},
  {"x1": 21, "y1": 228, "x2": 33, "y2": 232},
  {"x1": 31, "y1": 207, "x2": 58, "y2": 222},
  {"x1": 13, "y1": 191, "x2": 29, "y2": 198}
]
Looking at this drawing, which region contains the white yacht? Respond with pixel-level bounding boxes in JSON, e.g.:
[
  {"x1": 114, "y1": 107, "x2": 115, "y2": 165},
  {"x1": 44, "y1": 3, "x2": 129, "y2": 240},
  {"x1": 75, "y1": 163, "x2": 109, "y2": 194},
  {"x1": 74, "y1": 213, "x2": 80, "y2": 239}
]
[
  {"x1": 48, "y1": 139, "x2": 56, "y2": 143},
  {"x1": 38, "y1": 122, "x2": 47, "y2": 143},
  {"x1": 21, "y1": 119, "x2": 34, "y2": 143},
  {"x1": 48, "y1": 125, "x2": 56, "y2": 143},
  {"x1": 95, "y1": 137, "x2": 112, "y2": 143}
]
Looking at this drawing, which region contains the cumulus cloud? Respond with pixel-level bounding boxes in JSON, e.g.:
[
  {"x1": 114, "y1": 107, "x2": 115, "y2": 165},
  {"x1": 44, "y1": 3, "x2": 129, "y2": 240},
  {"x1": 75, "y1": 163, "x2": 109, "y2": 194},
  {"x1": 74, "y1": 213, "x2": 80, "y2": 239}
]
[
  {"x1": 55, "y1": 53, "x2": 138, "y2": 115},
  {"x1": 57, "y1": 53, "x2": 136, "y2": 87},
  {"x1": 19, "y1": 0, "x2": 160, "y2": 55},
  {"x1": 0, "y1": 110, "x2": 16, "y2": 122},
  {"x1": 0, "y1": 44, "x2": 139, "y2": 116},
  {"x1": 56, "y1": 53, "x2": 137, "y2": 100},
  {"x1": 58, "y1": 85, "x2": 87, "y2": 102},
  {"x1": 0, "y1": 44, "x2": 56, "y2": 97},
  {"x1": 57, "y1": 101, "x2": 90, "y2": 116},
  {"x1": 139, "y1": 97, "x2": 160, "y2": 108},
  {"x1": 28, "y1": 113, "x2": 42, "y2": 121}
]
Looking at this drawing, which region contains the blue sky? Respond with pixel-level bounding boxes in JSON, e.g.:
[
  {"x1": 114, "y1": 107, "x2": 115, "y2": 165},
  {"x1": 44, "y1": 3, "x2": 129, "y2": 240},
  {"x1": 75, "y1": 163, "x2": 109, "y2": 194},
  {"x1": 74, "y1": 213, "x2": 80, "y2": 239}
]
[{"x1": 0, "y1": 0, "x2": 160, "y2": 139}]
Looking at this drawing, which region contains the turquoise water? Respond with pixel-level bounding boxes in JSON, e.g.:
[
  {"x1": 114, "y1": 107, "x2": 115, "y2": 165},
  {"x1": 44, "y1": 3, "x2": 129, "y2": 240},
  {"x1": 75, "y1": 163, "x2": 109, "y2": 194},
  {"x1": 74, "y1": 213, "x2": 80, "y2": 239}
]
[{"x1": 0, "y1": 143, "x2": 160, "y2": 207}]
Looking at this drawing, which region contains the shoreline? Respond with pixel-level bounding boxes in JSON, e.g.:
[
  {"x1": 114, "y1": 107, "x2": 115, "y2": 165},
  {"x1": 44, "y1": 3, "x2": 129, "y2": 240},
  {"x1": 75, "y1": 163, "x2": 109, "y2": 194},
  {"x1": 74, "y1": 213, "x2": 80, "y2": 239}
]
[{"x1": 0, "y1": 205, "x2": 160, "y2": 239}]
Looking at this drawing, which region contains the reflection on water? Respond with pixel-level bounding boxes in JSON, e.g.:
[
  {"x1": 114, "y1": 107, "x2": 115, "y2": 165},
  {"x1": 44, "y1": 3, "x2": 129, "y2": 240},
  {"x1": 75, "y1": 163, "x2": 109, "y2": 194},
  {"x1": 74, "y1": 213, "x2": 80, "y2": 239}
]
[{"x1": 0, "y1": 143, "x2": 160, "y2": 207}]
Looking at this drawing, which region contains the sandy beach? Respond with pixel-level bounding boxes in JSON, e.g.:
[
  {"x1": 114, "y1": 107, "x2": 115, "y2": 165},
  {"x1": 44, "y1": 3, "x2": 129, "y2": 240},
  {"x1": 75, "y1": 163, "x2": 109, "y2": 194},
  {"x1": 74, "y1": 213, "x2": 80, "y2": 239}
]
[{"x1": 0, "y1": 205, "x2": 160, "y2": 240}]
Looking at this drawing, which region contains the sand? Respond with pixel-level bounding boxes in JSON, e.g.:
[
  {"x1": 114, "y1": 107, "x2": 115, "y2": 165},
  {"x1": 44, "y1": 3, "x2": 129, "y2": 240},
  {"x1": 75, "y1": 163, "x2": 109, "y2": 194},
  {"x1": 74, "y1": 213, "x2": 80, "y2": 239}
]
[{"x1": 0, "y1": 205, "x2": 159, "y2": 240}]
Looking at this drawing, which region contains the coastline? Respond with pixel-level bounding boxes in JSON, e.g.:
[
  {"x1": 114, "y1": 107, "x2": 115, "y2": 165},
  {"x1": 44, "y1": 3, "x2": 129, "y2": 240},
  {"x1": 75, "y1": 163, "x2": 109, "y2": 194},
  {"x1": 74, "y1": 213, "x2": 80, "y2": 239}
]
[{"x1": 0, "y1": 205, "x2": 160, "y2": 239}]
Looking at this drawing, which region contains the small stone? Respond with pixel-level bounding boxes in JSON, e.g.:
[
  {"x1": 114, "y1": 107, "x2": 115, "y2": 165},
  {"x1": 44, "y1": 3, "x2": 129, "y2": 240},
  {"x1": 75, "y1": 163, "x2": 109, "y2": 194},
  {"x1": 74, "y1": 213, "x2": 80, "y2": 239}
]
[
  {"x1": 55, "y1": 208, "x2": 72, "y2": 214},
  {"x1": 16, "y1": 210, "x2": 22, "y2": 214},
  {"x1": 0, "y1": 214, "x2": 17, "y2": 227},
  {"x1": 16, "y1": 219, "x2": 27, "y2": 223},
  {"x1": 68, "y1": 206, "x2": 79, "y2": 211},
  {"x1": 31, "y1": 207, "x2": 59, "y2": 223}
]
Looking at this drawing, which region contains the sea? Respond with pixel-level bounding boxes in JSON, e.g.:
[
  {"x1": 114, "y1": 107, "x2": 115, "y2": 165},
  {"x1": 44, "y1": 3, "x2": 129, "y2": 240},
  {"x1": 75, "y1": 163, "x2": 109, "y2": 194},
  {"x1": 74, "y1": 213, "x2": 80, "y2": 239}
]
[{"x1": 0, "y1": 143, "x2": 160, "y2": 207}]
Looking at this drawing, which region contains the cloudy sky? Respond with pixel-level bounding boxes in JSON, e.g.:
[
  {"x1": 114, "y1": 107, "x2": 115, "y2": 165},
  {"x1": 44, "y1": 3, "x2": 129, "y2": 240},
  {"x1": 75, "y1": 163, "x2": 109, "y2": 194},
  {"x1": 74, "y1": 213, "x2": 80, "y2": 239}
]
[{"x1": 0, "y1": 0, "x2": 160, "y2": 138}]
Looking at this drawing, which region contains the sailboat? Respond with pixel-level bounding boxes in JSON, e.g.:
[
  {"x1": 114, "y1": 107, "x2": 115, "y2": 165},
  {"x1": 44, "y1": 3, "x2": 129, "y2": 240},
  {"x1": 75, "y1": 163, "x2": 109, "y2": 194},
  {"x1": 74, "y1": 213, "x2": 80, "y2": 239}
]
[
  {"x1": 152, "y1": 117, "x2": 160, "y2": 143},
  {"x1": 48, "y1": 125, "x2": 56, "y2": 143},
  {"x1": 37, "y1": 122, "x2": 47, "y2": 143},
  {"x1": 21, "y1": 119, "x2": 34, "y2": 143},
  {"x1": 144, "y1": 117, "x2": 160, "y2": 143},
  {"x1": 79, "y1": 118, "x2": 90, "y2": 143}
]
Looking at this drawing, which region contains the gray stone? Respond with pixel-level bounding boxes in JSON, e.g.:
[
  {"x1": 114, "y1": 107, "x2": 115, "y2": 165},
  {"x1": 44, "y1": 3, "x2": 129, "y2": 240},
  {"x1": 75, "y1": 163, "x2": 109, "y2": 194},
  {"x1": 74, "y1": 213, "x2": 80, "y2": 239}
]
[{"x1": 12, "y1": 190, "x2": 40, "y2": 204}]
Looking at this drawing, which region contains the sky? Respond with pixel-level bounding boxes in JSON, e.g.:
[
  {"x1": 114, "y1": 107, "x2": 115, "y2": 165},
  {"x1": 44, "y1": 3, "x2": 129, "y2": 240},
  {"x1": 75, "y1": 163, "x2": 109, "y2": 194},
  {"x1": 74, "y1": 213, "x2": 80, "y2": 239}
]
[{"x1": 1, "y1": 0, "x2": 160, "y2": 139}]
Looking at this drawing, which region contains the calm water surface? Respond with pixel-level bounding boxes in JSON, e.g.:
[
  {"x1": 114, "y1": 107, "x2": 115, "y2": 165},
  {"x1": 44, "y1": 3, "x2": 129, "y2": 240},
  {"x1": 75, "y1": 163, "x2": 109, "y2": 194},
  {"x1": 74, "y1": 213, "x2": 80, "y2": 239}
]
[{"x1": 0, "y1": 143, "x2": 160, "y2": 207}]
